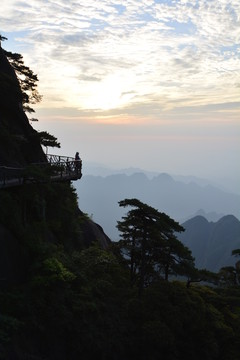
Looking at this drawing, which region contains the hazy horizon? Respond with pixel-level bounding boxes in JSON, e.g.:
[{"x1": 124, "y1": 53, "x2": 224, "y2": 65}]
[
  {"x1": 74, "y1": 167, "x2": 240, "y2": 241},
  {"x1": 1, "y1": 0, "x2": 239, "y2": 189},
  {"x1": 75, "y1": 159, "x2": 239, "y2": 195}
]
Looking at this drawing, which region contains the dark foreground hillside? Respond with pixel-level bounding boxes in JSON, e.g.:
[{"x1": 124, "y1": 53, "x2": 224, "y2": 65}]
[
  {"x1": 1, "y1": 234, "x2": 240, "y2": 359},
  {"x1": 1, "y1": 179, "x2": 240, "y2": 359}
]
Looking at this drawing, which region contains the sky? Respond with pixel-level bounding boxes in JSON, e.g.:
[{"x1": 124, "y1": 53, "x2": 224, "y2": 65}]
[{"x1": 1, "y1": 0, "x2": 240, "y2": 192}]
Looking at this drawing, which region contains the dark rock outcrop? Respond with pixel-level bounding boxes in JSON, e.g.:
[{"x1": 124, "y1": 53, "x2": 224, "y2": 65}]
[
  {"x1": 0, "y1": 224, "x2": 24, "y2": 286},
  {"x1": 78, "y1": 209, "x2": 111, "y2": 249},
  {"x1": 0, "y1": 45, "x2": 46, "y2": 166},
  {"x1": 0, "y1": 40, "x2": 111, "y2": 291}
]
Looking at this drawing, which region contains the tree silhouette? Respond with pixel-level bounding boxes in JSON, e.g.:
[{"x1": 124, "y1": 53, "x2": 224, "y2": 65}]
[
  {"x1": 38, "y1": 131, "x2": 61, "y2": 152},
  {"x1": 1, "y1": 35, "x2": 42, "y2": 113},
  {"x1": 117, "y1": 198, "x2": 194, "y2": 295},
  {"x1": 4, "y1": 50, "x2": 42, "y2": 113},
  {"x1": 219, "y1": 249, "x2": 240, "y2": 286},
  {"x1": 0, "y1": 35, "x2": 7, "y2": 43}
]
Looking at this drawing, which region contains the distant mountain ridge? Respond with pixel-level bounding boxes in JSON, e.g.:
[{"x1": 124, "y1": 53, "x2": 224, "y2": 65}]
[
  {"x1": 181, "y1": 209, "x2": 225, "y2": 223},
  {"x1": 75, "y1": 172, "x2": 240, "y2": 240},
  {"x1": 82, "y1": 162, "x2": 240, "y2": 195},
  {"x1": 178, "y1": 215, "x2": 240, "y2": 272}
]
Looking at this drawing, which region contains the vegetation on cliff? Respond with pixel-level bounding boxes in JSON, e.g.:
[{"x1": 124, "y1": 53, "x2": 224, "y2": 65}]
[
  {"x1": 1, "y1": 186, "x2": 240, "y2": 359},
  {"x1": 1, "y1": 35, "x2": 42, "y2": 114},
  {"x1": 1, "y1": 201, "x2": 240, "y2": 359}
]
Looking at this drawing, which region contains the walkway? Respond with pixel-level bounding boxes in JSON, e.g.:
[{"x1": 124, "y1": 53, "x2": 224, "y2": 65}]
[{"x1": 0, "y1": 154, "x2": 82, "y2": 189}]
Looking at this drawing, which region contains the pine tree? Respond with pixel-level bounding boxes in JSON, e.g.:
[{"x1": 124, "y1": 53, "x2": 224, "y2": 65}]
[
  {"x1": 1, "y1": 35, "x2": 42, "y2": 113},
  {"x1": 3, "y1": 50, "x2": 42, "y2": 113},
  {"x1": 117, "y1": 198, "x2": 194, "y2": 296}
]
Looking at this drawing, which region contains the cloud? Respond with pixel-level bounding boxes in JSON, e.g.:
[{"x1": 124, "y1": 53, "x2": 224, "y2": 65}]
[{"x1": 1, "y1": 0, "x2": 239, "y2": 117}]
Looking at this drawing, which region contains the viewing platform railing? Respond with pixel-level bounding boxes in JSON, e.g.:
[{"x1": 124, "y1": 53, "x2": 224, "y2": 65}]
[{"x1": 0, "y1": 154, "x2": 82, "y2": 189}]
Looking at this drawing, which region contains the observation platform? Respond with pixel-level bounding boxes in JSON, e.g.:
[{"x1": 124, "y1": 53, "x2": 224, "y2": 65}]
[{"x1": 0, "y1": 154, "x2": 82, "y2": 189}]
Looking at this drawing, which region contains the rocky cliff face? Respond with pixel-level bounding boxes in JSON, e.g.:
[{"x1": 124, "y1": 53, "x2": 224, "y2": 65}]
[
  {"x1": 0, "y1": 45, "x2": 46, "y2": 166},
  {"x1": 0, "y1": 41, "x2": 111, "y2": 289}
]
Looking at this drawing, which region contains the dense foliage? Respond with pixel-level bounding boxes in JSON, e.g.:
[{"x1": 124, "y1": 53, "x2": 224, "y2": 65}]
[
  {"x1": 219, "y1": 249, "x2": 240, "y2": 286},
  {"x1": 0, "y1": 188, "x2": 240, "y2": 359}
]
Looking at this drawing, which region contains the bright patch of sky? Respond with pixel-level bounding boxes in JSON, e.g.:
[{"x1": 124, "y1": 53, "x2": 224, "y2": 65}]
[{"x1": 0, "y1": 0, "x2": 239, "y2": 190}]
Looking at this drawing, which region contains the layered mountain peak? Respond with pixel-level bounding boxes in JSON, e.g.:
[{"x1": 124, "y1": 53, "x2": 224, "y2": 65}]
[{"x1": 179, "y1": 214, "x2": 240, "y2": 271}]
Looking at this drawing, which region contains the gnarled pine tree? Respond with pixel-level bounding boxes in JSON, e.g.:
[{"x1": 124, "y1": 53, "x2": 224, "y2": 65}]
[
  {"x1": 1, "y1": 35, "x2": 42, "y2": 113},
  {"x1": 117, "y1": 198, "x2": 195, "y2": 296}
]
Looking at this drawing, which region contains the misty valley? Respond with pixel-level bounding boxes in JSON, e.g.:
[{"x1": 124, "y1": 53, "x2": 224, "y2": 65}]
[{"x1": 75, "y1": 171, "x2": 240, "y2": 270}]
